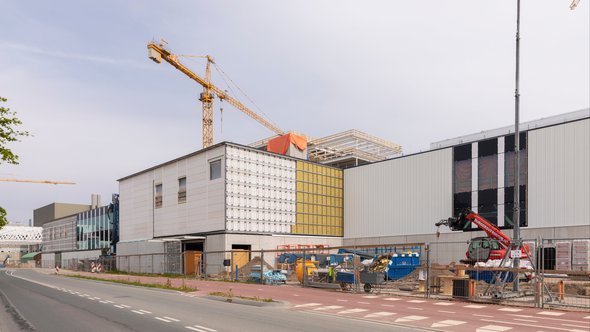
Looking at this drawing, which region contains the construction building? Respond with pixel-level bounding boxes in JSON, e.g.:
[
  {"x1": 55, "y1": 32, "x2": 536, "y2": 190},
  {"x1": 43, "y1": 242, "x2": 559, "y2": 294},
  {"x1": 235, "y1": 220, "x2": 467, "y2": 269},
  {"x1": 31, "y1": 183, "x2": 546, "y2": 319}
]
[
  {"x1": 0, "y1": 225, "x2": 42, "y2": 265},
  {"x1": 343, "y1": 109, "x2": 590, "y2": 263}
]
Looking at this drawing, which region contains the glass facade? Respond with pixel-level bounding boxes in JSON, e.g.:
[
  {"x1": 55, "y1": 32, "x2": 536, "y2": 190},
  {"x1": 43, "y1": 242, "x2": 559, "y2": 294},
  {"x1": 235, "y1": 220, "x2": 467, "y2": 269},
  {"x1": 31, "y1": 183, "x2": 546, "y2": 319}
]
[
  {"x1": 293, "y1": 161, "x2": 343, "y2": 236},
  {"x1": 76, "y1": 206, "x2": 113, "y2": 250}
]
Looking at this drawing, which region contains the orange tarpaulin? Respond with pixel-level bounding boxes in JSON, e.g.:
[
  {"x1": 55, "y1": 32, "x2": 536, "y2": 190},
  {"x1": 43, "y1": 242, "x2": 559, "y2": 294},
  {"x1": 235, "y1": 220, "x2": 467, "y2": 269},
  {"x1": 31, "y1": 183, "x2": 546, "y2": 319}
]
[{"x1": 267, "y1": 133, "x2": 307, "y2": 155}]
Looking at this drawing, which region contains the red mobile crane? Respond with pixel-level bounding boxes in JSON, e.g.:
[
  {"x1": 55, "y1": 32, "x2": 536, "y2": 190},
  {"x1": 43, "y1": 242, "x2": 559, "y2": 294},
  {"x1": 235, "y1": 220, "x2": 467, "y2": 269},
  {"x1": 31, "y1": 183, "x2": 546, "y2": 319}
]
[{"x1": 436, "y1": 210, "x2": 530, "y2": 264}]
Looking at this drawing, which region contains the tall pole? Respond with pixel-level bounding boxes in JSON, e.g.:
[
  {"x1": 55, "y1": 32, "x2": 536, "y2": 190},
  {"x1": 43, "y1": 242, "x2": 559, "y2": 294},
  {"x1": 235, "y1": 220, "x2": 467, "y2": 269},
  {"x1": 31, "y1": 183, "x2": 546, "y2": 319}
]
[{"x1": 513, "y1": 0, "x2": 521, "y2": 292}]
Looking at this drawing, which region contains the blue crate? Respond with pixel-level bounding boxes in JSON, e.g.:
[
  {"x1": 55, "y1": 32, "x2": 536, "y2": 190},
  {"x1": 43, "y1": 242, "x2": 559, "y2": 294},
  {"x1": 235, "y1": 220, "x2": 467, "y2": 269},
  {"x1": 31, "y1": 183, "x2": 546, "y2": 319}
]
[
  {"x1": 386, "y1": 266, "x2": 416, "y2": 280},
  {"x1": 335, "y1": 271, "x2": 355, "y2": 284}
]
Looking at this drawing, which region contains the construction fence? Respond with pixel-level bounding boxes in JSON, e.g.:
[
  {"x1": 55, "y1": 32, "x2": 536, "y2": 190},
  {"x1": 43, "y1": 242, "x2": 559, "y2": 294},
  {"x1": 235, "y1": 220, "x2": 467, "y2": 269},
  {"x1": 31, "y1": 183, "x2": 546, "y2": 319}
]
[{"x1": 70, "y1": 238, "x2": 589, "y2": 310}]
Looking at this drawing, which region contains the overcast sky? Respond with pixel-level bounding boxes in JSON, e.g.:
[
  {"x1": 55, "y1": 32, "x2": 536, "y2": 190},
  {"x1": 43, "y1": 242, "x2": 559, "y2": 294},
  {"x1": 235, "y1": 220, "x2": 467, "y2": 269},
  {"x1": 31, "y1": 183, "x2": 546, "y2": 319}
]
[{"x1": 1, "y1": 1, "x2": 588, "y2": 224}]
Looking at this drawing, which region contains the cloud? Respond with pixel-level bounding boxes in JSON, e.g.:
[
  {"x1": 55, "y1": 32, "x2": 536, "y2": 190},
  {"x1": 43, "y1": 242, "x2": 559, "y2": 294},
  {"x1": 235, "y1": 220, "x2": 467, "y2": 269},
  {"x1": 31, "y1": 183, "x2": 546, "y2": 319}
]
[{"x1": 0, "y1": 42, "x2": 149, "y2": 68}]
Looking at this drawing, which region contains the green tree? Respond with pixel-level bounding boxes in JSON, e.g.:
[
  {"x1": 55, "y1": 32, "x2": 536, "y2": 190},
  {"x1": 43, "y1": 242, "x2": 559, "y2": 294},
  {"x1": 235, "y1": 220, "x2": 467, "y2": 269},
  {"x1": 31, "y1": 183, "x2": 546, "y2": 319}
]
[{"x1": 0, "y1": 96, "x2": 30, "y2": 229}]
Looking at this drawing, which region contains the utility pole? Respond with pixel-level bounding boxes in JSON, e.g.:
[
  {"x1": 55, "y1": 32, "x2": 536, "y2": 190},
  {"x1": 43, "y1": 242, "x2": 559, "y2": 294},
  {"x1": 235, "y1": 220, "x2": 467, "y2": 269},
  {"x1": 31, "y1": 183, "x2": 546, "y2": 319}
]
[{"x1": 513, "y1": 0, "x2": 522, "y2": 293}]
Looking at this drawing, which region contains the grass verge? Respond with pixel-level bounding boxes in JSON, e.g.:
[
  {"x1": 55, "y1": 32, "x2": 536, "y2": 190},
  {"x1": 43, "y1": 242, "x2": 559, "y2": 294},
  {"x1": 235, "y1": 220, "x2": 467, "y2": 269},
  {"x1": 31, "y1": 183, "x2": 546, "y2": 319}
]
[
  {"x1": 64, "y1": 274, "x2": 197, "y2": 292},
  {"x1": 209, "y1": 289, "x2": 273, "y2": 303}
]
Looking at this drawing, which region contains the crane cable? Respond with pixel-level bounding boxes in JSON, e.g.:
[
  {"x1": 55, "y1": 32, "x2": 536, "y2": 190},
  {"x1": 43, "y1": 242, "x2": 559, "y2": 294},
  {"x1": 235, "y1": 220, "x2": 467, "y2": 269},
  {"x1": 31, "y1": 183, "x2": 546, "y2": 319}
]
[{"x1": 212, "y1": 63, "x2": 281, "y2": 131}]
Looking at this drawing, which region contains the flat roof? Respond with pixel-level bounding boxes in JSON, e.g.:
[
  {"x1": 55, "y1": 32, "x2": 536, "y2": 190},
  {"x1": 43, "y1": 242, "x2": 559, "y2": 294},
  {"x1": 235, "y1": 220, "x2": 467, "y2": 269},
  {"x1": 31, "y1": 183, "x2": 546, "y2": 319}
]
[{"x1": 430, "y1": 108, "x2": 589, "y2": 149}]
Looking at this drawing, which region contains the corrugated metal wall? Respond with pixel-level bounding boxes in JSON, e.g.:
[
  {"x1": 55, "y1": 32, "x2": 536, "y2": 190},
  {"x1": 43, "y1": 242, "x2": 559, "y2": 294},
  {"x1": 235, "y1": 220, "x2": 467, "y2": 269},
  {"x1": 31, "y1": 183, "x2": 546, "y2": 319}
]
[
  {"x1": 344, "y1": 148, "x2": 453, "y2": 238},
  {"x1": 528, "y1": 119, "x2": 590, "y2": 228}
]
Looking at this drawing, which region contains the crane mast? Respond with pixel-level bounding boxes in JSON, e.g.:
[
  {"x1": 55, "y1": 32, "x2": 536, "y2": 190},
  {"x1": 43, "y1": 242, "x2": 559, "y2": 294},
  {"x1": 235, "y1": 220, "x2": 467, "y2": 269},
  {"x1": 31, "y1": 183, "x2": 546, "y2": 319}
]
[
  {"x1": 0, "y1": 178, "x2": 75, "y2": 185},
  {"x1": 147, "y1": 41, "x2": 284, "y2": 148}
]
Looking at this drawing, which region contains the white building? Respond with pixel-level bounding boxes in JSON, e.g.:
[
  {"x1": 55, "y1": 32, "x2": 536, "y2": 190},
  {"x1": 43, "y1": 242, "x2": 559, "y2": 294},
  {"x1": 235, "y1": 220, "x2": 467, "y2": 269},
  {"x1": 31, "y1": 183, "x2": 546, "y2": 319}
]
[{"x1": 343, "y1": 109, "x2": 590, "y2": 263}]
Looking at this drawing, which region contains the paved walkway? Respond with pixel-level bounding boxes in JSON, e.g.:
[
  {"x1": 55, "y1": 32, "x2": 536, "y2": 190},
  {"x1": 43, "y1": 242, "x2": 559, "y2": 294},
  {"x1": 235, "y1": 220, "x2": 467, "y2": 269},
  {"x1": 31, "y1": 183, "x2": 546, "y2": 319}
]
[{"x1": 45, "y1": 269, "x2": 590, "y2": 332}]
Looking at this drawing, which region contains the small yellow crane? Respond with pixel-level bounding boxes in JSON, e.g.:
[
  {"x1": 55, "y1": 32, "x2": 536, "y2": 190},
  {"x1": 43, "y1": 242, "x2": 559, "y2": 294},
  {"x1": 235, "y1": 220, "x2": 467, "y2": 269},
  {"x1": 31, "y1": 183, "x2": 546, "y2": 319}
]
[
  {"x1": 147, "y1": 40, "x2": 285, "y2": 148},
  {"x1": 0, "y1": 178, "x2": 75, "y2": 185}
]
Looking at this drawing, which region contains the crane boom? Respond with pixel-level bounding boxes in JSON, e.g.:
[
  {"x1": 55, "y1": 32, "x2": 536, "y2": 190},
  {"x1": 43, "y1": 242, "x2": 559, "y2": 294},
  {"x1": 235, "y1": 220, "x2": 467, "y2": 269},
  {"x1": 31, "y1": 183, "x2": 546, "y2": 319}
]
[
  {"x1": 147, "y1": 41, "x2": 284, "y2": 148},
  {"x1": 0, "y1": 178, "x2": 75, "y2": 185},
  {"x1": 436, "y1": 210, "x2": 511, "y2": 249}
]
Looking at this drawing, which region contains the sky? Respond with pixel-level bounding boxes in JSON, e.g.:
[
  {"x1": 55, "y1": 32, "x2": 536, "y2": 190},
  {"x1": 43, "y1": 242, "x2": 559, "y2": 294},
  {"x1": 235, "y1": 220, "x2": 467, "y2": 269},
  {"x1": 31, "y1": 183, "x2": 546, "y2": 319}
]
[{"x1": 0, "y1": 1, "x2": 588, "y2": 225}]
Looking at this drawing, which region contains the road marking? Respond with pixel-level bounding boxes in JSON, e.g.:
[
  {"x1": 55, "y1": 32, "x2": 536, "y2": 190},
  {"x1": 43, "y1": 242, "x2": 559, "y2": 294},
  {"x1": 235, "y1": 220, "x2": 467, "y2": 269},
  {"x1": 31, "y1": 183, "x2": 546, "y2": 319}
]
[
  {"x1": 395, "y1": 315, "x2": 428, "y2": 323},
  {"x1": 364, "y1": 312, "x2": 395, "y2": 318},
  {"x1": 193, "y1": 325, "x2": 216, "y2": 332},
  {"x1": 473, "y1": 314, "x2": 495, "y2": 318},
  {"x1": 476, "y1": 325, "x2": 512, "y2": 332},
  {"x1": 498, "y1": 308, "x2": 523, "y2": 312},
  {"x1": 434, "y1": 302, "x2": 454, "y2": 306},
  {"x1": 465, "y1": 304, "x2": 487, "y2": 309},
  {"x1": 537, "y1": 311, "x2": 564, "y2": 316},
  {"x1": 295, "y1": 303, "x2": 322, "y2": 308},
  {"x1": 131, "y1": 310, "x2": 145, "y2": 315},
  {"x1": 336, "y1": 299, "x2": 348, "y2": 302},
  {"x1": 99, "y1": 300, "x2": 109, "y2": 303},
  {"x1": 481, "y1": 318, "x2": 586, "y2": 332},
  {"x1": 104, "y1": 300, "x2": 114, "y2": 303},
  {"x1": 431, "y1": 320, "x2": 466, "y2": 328},
  {"x1": 293, "y1": 294, "x2": 299, "y2": 297},
  {"x1": 357, "y1": 301, "x2": 370, "y2": 304},
  {"x1": 508, "y1": 314, "x2": 589, "y2": 325},
  {"x1": 514, "y1": 318, "x2": 537, "y2": 322},
  {"x1": 82, "y1": 294, "x2": 90, "y2": 297},
  {"x1": 164, "y1": 316, "x2": 180, "y2": 322},
  {"x1": 337, "y1": 308, "x2": 368, "y2": 315},
  {"x1": 438, "y1": 310, "x2": 456, "y2": 314},
  {"x1": 584, "y1": 316, "x2": 590, "y2": 319},
  {"x1": 561, "y1": 323, "x2": 590, "y2": 329},
  {"x1": 407, "y1": 299, "x2": 425, "y2": 303},
  {"x1": 114, "y1": 305, "x2": 125, "y2": 308},
  {"x1": 186, "y1": 327, "x2": 207, "y2": 332},
  {"x1": 363, "y1": 295, "x2": 379, "y2": 299},
  {"x1": 407, "y1": 307, "x2": 423, "y2": 310},
  {"x1": 313, "y1": 306, "x2": 343, "y2": 311},
  {"x1": 119, "y1": 305, "x2": 131, "y2": 308},
  {"x1": 138, "y1": 309, "x2": 152, "y2": 314},
  {"x1": 155, "y1": 317, "x2": 171, "y2": 323},
  {"x1": 381, "y1": 304, "x2": 396, "y2": 308},
  {"x1": 383, "y1": 298, "x2": 401, "y2": 301}
]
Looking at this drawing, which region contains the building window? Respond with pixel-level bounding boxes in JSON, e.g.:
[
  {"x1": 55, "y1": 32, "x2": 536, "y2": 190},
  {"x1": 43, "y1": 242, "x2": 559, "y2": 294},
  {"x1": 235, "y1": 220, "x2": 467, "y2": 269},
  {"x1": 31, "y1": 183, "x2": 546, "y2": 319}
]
[
  {"x1": 155, "y1": 184, "x2": 163, "y2": 208},
  {"x1": 178, "y1": 177, "x2": 187, "y2": 204},
  {"x1": 210, "y1": 160, "x2": 221, "y2": 180}
]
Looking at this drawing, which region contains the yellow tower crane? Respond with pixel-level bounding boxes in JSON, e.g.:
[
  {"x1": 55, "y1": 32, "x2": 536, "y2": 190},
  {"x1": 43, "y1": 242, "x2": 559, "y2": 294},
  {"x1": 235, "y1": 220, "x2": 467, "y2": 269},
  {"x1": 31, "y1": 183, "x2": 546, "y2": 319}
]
[{"x1": 147, "y1": 41, "x2": 285, "y2": 148}]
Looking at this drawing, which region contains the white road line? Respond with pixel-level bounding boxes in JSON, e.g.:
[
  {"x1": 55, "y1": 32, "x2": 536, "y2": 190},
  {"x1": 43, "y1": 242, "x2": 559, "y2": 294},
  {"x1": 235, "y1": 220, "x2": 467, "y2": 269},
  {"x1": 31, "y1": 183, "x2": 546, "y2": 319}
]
[
  {"x1": 434, "y1": 302, "x2": 454, "y2": 306},
  {"x1": 365, "y1": 312, "x2": 395, "y2": 318},
  {"x1": 514, "y1": 318, "x2": 537, "y2": 323},
  {"x1": 508, "y1": 314, "x2": 589, "y2": 325},
  {"x1": 465, "y1": 304, "x2": 487, "y2": 309},
  {"x1": 193, "y1": 325, "x2": 216, "y2": 332},
  {"x1": 407, "y1": 299, "x2": 425, "y2": 303},
  {"x1": 337, "y1": 308, "x2": 368, "y2": 315},
  {"x1": 82, "y1": 294, "x2": 90, "y2": 297},
  {"x1": 93, "y1": 297, "x2": 101, "y2": 300},
  {"x1": 155, "y1": 317, "x2": 172, "y2": 323},
  {"x1": 537, "y1": 311, "x2": 564, "y2": 316},
  {"x1": 138, "y1": 309, "x2": 152, "y2": 314},
  {"x1": 438, "y1": 310, "x2": 456, "y2": 314},
  {"x1": 481, "y1": 318, "x2": 585, "y2": 332},
  {"x1": 381, "y1": 304, "x2": 396, "y2": 307},
  {"x1": 561, "y1": 323, "x2": 590, "y2": 329},
  {"x1": 336, "y1": 299, "x2": 348, "y2": 302},
  {"x1": 363, "y1": 295, "x2": 379, "y2": 299},
  {"x1": 395, "y1": 315, "x2": 428, "y2": 323},
  {"x1": 294, "y1": 303, "x2": 322, "y2": 308},
  {"x1": 104, "y1": 300, "x2": 114, "y2": 303},
  {"x1": 131, "y1": 310, "x2": 145, "y2": 315},
  {"x1": 431, "y1": 320, "x2": 466, "y2": 328},
  {"x1": 313, "y1": 306, "x2": 343, "y2": 311},
  {"x1": 99, "y1": 300, "x2": 109, "y2": 304},
  {"x1": 186, "y1": 327, "x2": 206, "y2": 332},
  {"x1": 407, "y1": 307, "x2": 423, "y2": 310},
  {"x1": 119, "y1": 305, "x2": 131, "y2": 308},
  {"x1": 357, "y1": 301, "x2": 370, "y2": 304},
  {"x1": 498, "y1": 308, "x2": 523, "y2": 312},
  {"x1": 476, "y1": 325, "x2": 512, "y2": 332},
  {"x1": 584, "y1": 316, "x2": 590, "y2": 319},
  {"x1": 383, "y1": 298, "x2": 401, "y2": 301},
  {"x1": 164, "y1": 316, "x2": 180, "y2": 322},
  {"x1": 114, "y1": 305, "x2": 125, "y2": 308}
]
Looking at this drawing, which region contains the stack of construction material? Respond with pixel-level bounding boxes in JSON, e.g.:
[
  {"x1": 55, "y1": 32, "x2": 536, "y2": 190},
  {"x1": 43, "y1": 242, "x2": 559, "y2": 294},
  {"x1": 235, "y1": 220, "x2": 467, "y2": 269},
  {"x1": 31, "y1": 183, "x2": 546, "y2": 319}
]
[
  {"x1": 555, "y1": 241, "x2": 572, "y2": 271},
  {"x1": 572, "y1": 240, "x2": 590, "y2": 271}
]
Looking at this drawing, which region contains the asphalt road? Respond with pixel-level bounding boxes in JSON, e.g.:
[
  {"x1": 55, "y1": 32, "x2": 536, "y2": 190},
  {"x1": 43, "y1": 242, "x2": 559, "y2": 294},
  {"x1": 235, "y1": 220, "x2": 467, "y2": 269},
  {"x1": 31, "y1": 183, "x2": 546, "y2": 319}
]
[{"x1": 0, "y1": 269, "x2": 419, "y2": 332}]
